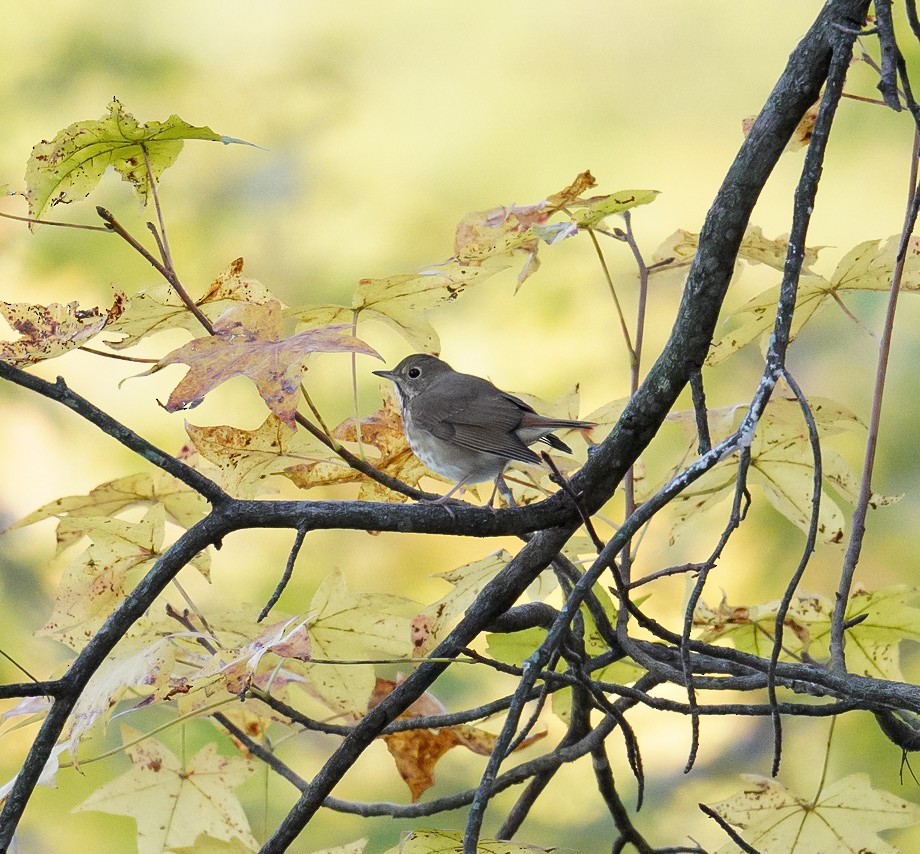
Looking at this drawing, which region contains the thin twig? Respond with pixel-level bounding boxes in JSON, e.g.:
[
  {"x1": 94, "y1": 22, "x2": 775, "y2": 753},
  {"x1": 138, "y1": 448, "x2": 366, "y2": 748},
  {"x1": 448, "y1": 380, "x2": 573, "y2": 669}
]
[
  {"x1": 831, "y1": 129, "x2": 920, "y2": 672},
  {"x1": 699, "y1": 804, "x2": 759, "y2": 854},
  {"x1": 259, "y1": 526, "x2": 308, "y2": 621}
]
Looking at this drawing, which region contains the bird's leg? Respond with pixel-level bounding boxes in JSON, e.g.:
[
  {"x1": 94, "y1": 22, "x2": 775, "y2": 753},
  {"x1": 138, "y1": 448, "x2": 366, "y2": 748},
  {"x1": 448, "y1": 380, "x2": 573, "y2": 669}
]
[
  {"x1": 424, "y1": 476, "x2": 470, "y2": 505},
  {"x1": 490, "y1": 472, "x2": 515, "y2": 508}
]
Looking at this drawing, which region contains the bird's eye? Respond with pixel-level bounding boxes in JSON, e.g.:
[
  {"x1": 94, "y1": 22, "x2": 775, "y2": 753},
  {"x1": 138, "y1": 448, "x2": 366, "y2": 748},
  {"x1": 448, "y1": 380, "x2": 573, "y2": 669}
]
[{"x1": 407, "y1": 367, "x2": 422, "y2": 379}]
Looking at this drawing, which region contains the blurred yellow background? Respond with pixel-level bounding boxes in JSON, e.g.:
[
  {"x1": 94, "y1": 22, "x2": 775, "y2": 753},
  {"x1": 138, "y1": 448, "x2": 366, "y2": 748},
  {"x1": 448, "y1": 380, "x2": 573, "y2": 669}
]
[{"x1": 2, "y1": 1, "x2": 920, "y2": 851}]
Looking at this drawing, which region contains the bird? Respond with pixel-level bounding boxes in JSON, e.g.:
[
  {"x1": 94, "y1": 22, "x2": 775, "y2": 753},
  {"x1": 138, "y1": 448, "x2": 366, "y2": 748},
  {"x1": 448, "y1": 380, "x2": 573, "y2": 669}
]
[{"x1": 373, "y1": 354, "x2": 594, "y2": 505}]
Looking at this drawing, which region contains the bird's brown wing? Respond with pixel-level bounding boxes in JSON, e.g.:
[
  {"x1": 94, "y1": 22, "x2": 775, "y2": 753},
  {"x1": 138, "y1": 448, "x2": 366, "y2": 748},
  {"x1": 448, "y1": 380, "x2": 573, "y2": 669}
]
[
  {"x1": 439, "y1": 421, "x2": 542, "y2": 466},
  {"x1": 413, "y1": 381, "x2": 541, "y2": 465}
]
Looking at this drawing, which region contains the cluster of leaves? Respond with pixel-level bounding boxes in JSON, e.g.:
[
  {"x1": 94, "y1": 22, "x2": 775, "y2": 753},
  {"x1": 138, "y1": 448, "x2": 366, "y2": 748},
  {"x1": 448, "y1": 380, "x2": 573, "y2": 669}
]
[{"x1": 2, "y1": 79, "x2": 920, "y2": 854}]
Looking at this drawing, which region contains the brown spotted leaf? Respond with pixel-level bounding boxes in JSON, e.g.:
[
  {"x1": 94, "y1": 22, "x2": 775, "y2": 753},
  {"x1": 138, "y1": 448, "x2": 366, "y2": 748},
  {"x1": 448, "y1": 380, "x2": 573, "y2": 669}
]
[
  {"x1": 144, "y1": 300, "x2": 380, "y2": 427},
  {"x1": 74, "y1": 725, "x2": 258, "y2": 852},
  {"x1": 106, "y1": 258, "x2": 278, "y2": 351},
  {"x1": 0, "y1": 289, "x2": 127, "y2": 365},
  {"x1": 186, "y1": 414, "x2": 334, "y2": 498}
]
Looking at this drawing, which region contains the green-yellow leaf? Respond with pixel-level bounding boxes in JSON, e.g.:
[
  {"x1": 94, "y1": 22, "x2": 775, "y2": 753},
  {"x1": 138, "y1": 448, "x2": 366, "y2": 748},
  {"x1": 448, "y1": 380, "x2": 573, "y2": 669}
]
[
  {"x1": 669, "y1": 392, "x2": 896, "y2": 546},
  {"x1": 708, "y1": 236, "x2": 920, "y2": 365},
  {"x1": 568, "y1": 189, "x2": 659, "y2": 228},
  {"x1": 383, "y1": 829, "x2": 555, "y2": 854},
  {"x1": 304, "y1": 569, "x2": 417, "y2": 714},
  {"x1": 423, "y1": 550, "x2": 512, "y2": 642},
  {"x1": 695, "y1": 584, "x2": 920, "y2": 680},
  {"x1": 26, "y1": 98, "x2": 250, "y2": 226},
  {"x1": 709, "y1": 773, "x2": 920, "y2": 854}
]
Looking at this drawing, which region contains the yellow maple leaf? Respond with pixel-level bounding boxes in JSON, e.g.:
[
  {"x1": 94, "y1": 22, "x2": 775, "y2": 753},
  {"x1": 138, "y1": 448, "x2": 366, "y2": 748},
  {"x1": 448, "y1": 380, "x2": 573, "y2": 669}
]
[
  {"x1": 187, "y1": 413, "x2": 334, "y2": 498},
  {"x1": 708, "y1": 773, "x2": 920, "y2": 854},
  {"x1": 74, "y1": 725, "x2": 257, "y2": 854}
]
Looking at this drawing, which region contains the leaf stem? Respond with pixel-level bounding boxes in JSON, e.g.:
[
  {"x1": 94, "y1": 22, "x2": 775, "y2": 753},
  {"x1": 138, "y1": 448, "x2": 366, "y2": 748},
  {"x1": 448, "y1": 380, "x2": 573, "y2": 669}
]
[{"x1": 830, "y1": 128, "x2": 920, "y2": 672}]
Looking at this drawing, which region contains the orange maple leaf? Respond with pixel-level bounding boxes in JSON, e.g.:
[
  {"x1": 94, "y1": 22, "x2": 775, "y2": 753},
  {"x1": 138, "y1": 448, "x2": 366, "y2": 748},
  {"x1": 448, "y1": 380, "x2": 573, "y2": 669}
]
[
  {"x1": 369, "y1": 676, "x2": 545, "y2": 801},
  {"x1": 146, "y1": 300, "x2": 380, "y2": 427}
]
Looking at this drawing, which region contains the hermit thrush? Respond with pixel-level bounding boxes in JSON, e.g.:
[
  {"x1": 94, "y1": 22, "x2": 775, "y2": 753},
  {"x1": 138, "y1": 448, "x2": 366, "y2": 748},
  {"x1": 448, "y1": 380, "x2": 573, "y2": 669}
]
[{"x1": 373, "y1": 354, "x2": 594, "y2": 505}]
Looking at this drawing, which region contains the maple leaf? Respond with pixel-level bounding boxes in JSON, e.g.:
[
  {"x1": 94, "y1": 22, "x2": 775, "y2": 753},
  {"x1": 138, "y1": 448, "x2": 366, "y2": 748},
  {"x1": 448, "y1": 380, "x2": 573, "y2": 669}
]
[
  {"x1": 418, "y1": 551, "x2": 512, "y2": 651},
  {"x1": 288, "y1": 174, "x2": 659, "y2": 352},
  {"x1": 384, "y1": 828, "x2": 555, "y2": 853},
  {"x1": 143, "y1": 300, "x2": 381, "y2": 428},
  {"x1": 707, "y1": 235, "x2": 920, "y2": 366},
  {"x1": 0, "y1": 289, "x2": 127, "y2": 365},
  {"x1": 303, "y1": 569, "x2": 416, "y2": 714},
  {"x1": 25, "y1": 98, "x2": 251, "y2": 225},
  {"x1": 668, "y1": 392, "x2": 898, "y2": 546},
  {"x1": 105, "y1": 257, "x2": 279, "y2": 350},
  {"x1": 283, "y1": 394, "x2": 436, "y2": 501},
  {"x1": 11, "y1": 470, "x2": 209, "y2": 554},
  {"x1": 64, "y1": 639, "x2": 177, "y2": 758},
  {"x1": 653, "y1": 224, "x2": 824, "y2": 273},
  {"x1": 0, "y1": 744, "x2": 67, "y2": 803},
  {"x1": 694, "y1": 584, "x2": 920, "y2": 680},
  {"x1": 193, "y1": 615, "x2": 313, "y2": 695},
  {"x1": 74, "y1": 725, "x2": 257, "y2": 854},
  {"x1": 707, "y1": 773, "x2": 920, "y2": 853},
  {"x1": 38, "y1": 506, "x2": 178, "y2": 649},
  {"x1": 368, "y1": 677, "x2": 545, "y2": 801},
  {"x1": 187, "y1": 413, "x2": 335, "y2": 498}
]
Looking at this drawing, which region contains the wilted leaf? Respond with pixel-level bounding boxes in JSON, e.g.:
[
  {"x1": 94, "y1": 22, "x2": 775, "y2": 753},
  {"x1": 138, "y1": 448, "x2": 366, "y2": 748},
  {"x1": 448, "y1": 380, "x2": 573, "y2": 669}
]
[
  {"x1": 194, "y1": 615, "x2": 313, "y2": 695},
  {"x1": 708, "y1": 773, "x2": 920, "y2": 854},
  {"x1": 0, "y1": 289, "x2": 127, "y2": 365},
  {"x1": 75, "y1": 725, "x2": 257, "y2": 854},
  {"x1": 332, "y1": 173, "x2": 658, "y2": 351},
  {"x1": 368, "y1": 677, "x2": 544, "y2": 801},
  {"x1": 106, "y1": 258, "x2": 279, "y2": 350},
  {"x1": 26, "y1": 98, "x2": 250, "y2": 225},
  {"x1": 0, "y1": 744, "x2": 67, "y2": 803},
  {"x1": 283, "y1": 395, "x2": 437, "y2": 501},
  {"x1": 38, "y1": 506, "x2": 168, "y2": 649},
  {"x1": 64, "y1": 640, "x2": 177, "y2": 757},
  {"x1": 142, "y1": 300, "x2": 380, "y2": 428},
  {"x1": 187, "y1": 414, "x2": 333, "y2": 498}
]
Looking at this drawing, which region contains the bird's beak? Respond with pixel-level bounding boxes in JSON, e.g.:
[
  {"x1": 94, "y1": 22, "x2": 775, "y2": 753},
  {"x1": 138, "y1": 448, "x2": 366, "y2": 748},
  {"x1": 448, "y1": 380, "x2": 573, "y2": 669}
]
[{"x1": 372, "y1": 369, "x2": 395, "y2": 380}]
